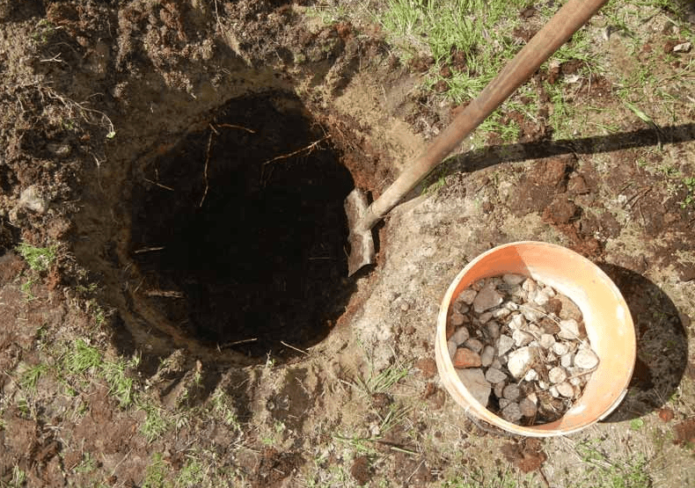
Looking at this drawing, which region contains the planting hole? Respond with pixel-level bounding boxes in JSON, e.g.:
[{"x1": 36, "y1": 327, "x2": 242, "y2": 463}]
[{"x1": 130, "y1": 93, "x2": 356, "y2": 358}]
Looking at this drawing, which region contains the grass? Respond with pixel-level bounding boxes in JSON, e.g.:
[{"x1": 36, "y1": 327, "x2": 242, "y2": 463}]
[
  {"x1": 575, "y1": 439, "x2": 652, "y2": 488},
  {"x1": 142, "y1": 453, "x2": 170, "y2": 488},
  {"x1": 140, "y1": 403, "x2": 170, "y2": 443},
  {"x1": 680, "y1": 177, "x2": 695, "y2": 208},
  {"x1": 20, "y1": 363, "x2": 48, "y2": 390},
  {"x1": 16, "y1": 242, "x2": 57, "y2": 272}
]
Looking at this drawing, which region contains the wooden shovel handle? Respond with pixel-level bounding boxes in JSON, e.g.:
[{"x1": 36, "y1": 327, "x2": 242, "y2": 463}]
[{"x1": 361, "y1": 0, "x2": 608, "y2": 230}]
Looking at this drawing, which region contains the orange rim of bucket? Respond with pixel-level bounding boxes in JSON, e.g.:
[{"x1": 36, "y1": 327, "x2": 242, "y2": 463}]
[{"x1": 435, "y1": 241, "x2": 636, "y2": 437}]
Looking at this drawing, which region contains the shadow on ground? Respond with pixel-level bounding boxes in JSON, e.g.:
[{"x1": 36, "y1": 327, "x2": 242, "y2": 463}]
[{"x1": 598, "y1": 264, "x2": 688, "y2": 422}]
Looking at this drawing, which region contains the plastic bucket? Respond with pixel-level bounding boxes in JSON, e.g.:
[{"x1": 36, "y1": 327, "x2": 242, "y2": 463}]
[{"x1": 435, "y1": 241, "x2": 636, "y2": 437}]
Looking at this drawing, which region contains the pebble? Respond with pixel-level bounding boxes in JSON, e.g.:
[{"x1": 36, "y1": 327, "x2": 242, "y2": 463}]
[
  {"x1": 548, "y1": 366, "x2": 568, "y2": 384},
  {"x1": 453, "y1": 348, "x2": 482, "y2": 368},
  {"x1": 480, "y1": 345, "x2": 495, "y2": 367},
  {"x1": 556, "y1": 382, "x2": 574, "y2": 398},
  {"x1": 485, "y1": 367, "x2": 507, "y2": 384},
  {"x1": 20, "y1": 185, "x2": 48, "y2": 214},
  {"x1": 558, "y1": 319, "x2": 580, "y2": 340},
  {"x1": 497, "y1": 335, "x2": 514, "y2": 356},
  {"x1": 507, "y1": 347, "x2": 536, "y2": 379},
  {"x1": 493, "y1": 308, "x2": 511, "y2": 319},
  {"x1": 534, "y1": 291, "x2": 550, "y2": 306},
  {"x1": 519, "y1": 397, "x2": 537, "y2": 417},
  {"x1": 486, "y1": 321, "x2": 500, "y2": 339},
  {"x1": 557, "y1": 295, "x2": 582, "y2": 321},
  {"x1": 539, "y1": 334, "x2": 556, "y2": 349},
  {"x1": 521, "y1": 306, "x2": 544, "y2": 322},
  {"x1": 478, "y1": 312, "x2": 493, "y2": 324},
  {"x1": 473, "y1": 283, "x2": 504, "y2": 313},
  {"x1": 502, "y1": 402, "x2": 523, "y2": 422},
  {"x1": 523, "y1": 278, "x2": 538, "y2": 293},
  {"x1": 447, "y1": 340, "x2": 457, "y2": 360},
  {"x1": 574, "y1": 349, "x2": 599, "y2": 369},
  {"x1": 503, "y1": 274, "x2": 526, "y2": 285},
  {"x1": 561, "y1": 353, "x2": 573, "y2": 368},
  {"x1": 456, "y1": 368, "x2": 491, "y2": 407},
  {"x1": 451, "y1": 327, "x2": 470, "y2": 346},
  {"x1": 552, "y1": 342, "x2": 569, "y2": 355},
  {"x1": 499, "y1": 398, "x2": 511, "y2": 409},
  {"x1": 494, "y1": 382, "x2": 505, "y2": 399},
  {"x1": 524, "y1": 369, "x2": 539, "y2": 382},
  {"x1": 509, "y1": 314, "x2": 526, "y2": 330},
  {"x1": 457, "y1": 289, "x2": 477, "y2": 305},
  {"x1": 503, "y1": 384, "x2": 521, "y2": 401},
  {"x1": 512, "y1": 329, "x2": 534, "y2": 347},
  {"x1": 465, "y1": 338, "x2": 484, "y2": 353},
  {"x1": 450, "y1": 312, "x2": 466, "y2": 327}
]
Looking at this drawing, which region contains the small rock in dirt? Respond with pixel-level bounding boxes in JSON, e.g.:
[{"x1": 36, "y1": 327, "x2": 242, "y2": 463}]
[
  {"x1": 503, "y1": 384, "x2": 521, "y2": 402},
  {"x1": 520, "y1": 397, "x2": 538, "y2": 417},
  {"x1": 481, "y1": 345, "x2": 496, "y2": 367},
  {"x1": 556, "y1": 382, "x2": 574, "y2": 398},
  {"x1": 450, "y1": 312, "x2": 466, "y2": 327},
  {"x1": 539, "y1": 334, "x2": 555, "y2": 349},
  {"x1": 20, "y1": 185, "x2": 48, "y2": 214},
  {"x1": 509, "y1": 314, "x2": 526, "y2": 330},
  {"x1": 485, "y1": 367, "x2": 508, "y2": 384},
  {"x1": 493, "y1": 308, "x2": 511, "y2": 319},
  {"x1": 458, "y1": 289, "x2": 477, "y2": 305},
  {"x1": 673, "y1": 42, "x2": 692, "y2": 53},
  {"x1": 351, "y1": 455, "x2": 372, "y2": 486},
  {"x1": 497, "y1": 335, "x2": 515, "y2": 356},
  {"x1": 548, "y1": 366, "x2": 568, "y2": 384},
  {"x1": 507, "y1": 347, "x2": 537, "y2": 380},
  {"x1": 415, "y1": 358, "x2": 438, "y2": 379},
  {"x1": 557, "y1": 295, "x2": 582, "y2": 321},
  {"x1": 558, "y1": 319, "x2": 580, "y2": 340},
  {"x1": 534, "y1": 291, "x2": 550, "y2": 306},
  {"x1": 502, "y1": 402, "x2": 523, "y2": 422},
  {"x1": 574, "y1": 349, "x2": 599, "y2": 369},
  {"x1": 457, "y1": 368, "x2": 491, "y2": 407},
  {"x1": 658, "y1": 408, "x2": 674, "y2": 423},
  {"x1": 473, "y1": 282, "x2": 504, "y2": 313},
  {"x1": 451, "y1": 327, "x2": 470, "y2": 346},
  {"x1": 453, "y1": 348, "x2": 482, "y2": 368},
  {"x1": 486, "y1": 321, "x2": 500, "y2": 339},
  {"x1": 478, "y1": 311, "x2": 493, "y2": 324},
  {"x1": 447, "y1": 340, "x2": 457, "y2": 360},
  {"x1": 47, "y1": 142, "x2": 72, "y2": 158},
  {"x1": 512, "y1": 329, "x2": 534, "y2": 347},
  {"x1": 465, "y1": 338, "x2": 484, "y2": 353},
  {"x1": 503, "y1": 274, "x2": 526, "y2": 285},
  {"x1": 568, "y1": 174, "x2": 590, "y2": 195}
]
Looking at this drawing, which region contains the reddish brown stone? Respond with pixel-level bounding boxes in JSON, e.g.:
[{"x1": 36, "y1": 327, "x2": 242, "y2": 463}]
[{"x1": 453, "y1": 348, "x2": 482, "y2": 368}]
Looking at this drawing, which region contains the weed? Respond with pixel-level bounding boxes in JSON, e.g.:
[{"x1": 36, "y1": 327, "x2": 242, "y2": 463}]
[
  {"x1": 9, "y1": 465, "x2": 26, "y2": 488},
  {"x1": 20, "y1": 363, "x2": 48, "y2": 390},
  {"x1": 210, "y1": 388, "x2": 241, "y2": 430},
  {"x1": 74, "y1": 452, "x2": 98, "y2": 474},
  {"x1": 64, "y1": 339, "x2": 102, "y2": 375},
  {"x1": 101, "y1": 357, "x2": 136, "y2": 408},
  {"x1": 576, "y1": 439, "x2": 652, "y2": 488},
  {"x1": 355, "y1": 362, "x2": 410, "y2": 396},
  {"x1": 680, "y1": 177, "x2": 695, "y2": 209},
  {"x1": 20, "y1": 278, "x2": 37, "y2": 301},
  {"x1": 142, "y1": 453, "x2": 170, "y2": 488},
  {"x1": 16, "y1": 243, "x2": 57, "y2": 272},
  {"x1": 630, "y1": 418, "x2": 645, "y2": 431},
  {"x1": 176, "y1": 458, "x2": 207, "y2": 487},
  {"x1": 140, "y1": 403, "x2": 169, "y2": 442}
]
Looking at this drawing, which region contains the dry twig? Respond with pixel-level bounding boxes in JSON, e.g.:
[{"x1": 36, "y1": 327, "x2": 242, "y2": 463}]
[
  {"x1": 199, "y1": 131, "x2": 215, "y2": 208},
  {"x1": 262, "y1": 135, "x2": 331, "y2": 166}
]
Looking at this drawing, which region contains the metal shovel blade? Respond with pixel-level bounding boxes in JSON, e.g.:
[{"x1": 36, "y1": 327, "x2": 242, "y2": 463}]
[{"x1": 344, "y1": 188, "x2": 375, "y2": 276}]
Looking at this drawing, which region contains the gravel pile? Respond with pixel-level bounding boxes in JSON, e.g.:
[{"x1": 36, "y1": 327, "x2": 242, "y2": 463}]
[{"x1": 446, "y1": 274, "x2": 599, "y2": 425}]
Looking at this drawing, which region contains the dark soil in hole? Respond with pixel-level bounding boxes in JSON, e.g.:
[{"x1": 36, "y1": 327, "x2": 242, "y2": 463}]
[{"x1": 130, "y1": 92, "x2": 356, "y2": 358}]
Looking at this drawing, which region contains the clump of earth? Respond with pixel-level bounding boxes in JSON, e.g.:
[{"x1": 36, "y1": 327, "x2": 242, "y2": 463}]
[{"x1": 447, "y1": 274, "x2": 599, "y2": 424}]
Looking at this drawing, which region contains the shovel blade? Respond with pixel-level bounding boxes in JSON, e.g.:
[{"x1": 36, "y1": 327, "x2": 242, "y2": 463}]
[{"x1": 344, "y1": 189, "x2": 376, "y2": 276}]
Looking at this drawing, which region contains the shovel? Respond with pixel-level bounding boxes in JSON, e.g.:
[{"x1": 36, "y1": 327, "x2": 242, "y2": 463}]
[{"x1": 345, "y1": 0, "x2": 608, "y2": 276}]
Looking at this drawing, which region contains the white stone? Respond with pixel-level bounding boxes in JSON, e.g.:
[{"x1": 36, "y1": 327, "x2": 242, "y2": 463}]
[
  {"x1": 552, "y1": 342, "x2": 569, "y2": 356},
  {"x1": 574, "y1": 349, "x2": 599, "y2": 369},
  {"x1": 457, "y1": 369, "x2": 491, "y2": 407},
  {"x1": 522, "y1": 278, "x2": 538, "y2": 293},
  {"x1": 558, "y1": 319, "x2": 580, "y2": 340},
  {"x1": 507, "y1": 347, "x2": 537, "y2": 380},
  {"x1": 543, "y1": 286, "x2": 556, "y2": 297},
  {"x1": 538, "y1": 380, "x2": 549, "y2": 390},
  {"x1": 512, "y1": 329, "x2": 534, "y2": 347},
  {"x1": 451, "y1": 327, "x2": 470, "y2": 346},
  {"x1": 493, "y1": 308, "x2": 511, "y2": 319},
  {"x1": 505, "y1": 301, "x2": 520, "y2": 311},
  {"x1": 448, "y1": 340, "x2": 458, "y2": 360},
  {"x1": 524, "y1": 369, "x2": 539, "y2": 382},
  {"x1": 473, "y1": 283, "x2": 504, "y2": 313},
  {"x1": 570, "y1": 376, "x2": 582, "y2": 386},
  {"x1": 485, "y1": 367, "x2": 507, "y2": 384},
  {"x1": 458, "y1": 289, "x2": 477, "y2": 305},
  {"x1": 502, "y1": 402, "x2": 523, "y2": 422},
  {"x1": 521, "y1": 306, "x2": 543, "y2": 322},
  {"x1": 486, "y1": 321, "x2": 500, "y2": 340},
  {"x1": 478, "y1": 312, "x2": 493, "y2": 324},
  {"x1": 539, "y1": 334, "x2": 555, "y2": 349},
  {"x1": 519, "y1": 398, "x2": 537, "y2": 417},
  {"x1": 503, "y1": 274, "x2": 526, "y2": 285},
  {"x1": 509, "y1": 314, "x2": 526, "y2": 330},
  {"x1": 561, "y1": 353, "x2": 573, "y2": 368},
  {"x1": 548, "y1": 366, "x2": 568, "y2": 384},
  {"x1": 556, "y1": 382, "x2": 574, "y2": 398},
  {"x1": 496, "y1": 335, "x2": 513, "y2": 357},
  {"x1": 464, "y1": 338, "x2": 484, "y2": 353},
  {"x1": 481, "y1": 345, "x2": 495, "y2": 367},
  {"x1": 549, "y1": 386, "x2": 560, "y2": 398},
  {"x1": 503, "y1": 384, "x2": 521, "y2": 401},
  {"x1": 534, "y1": 291, "x2": 550, "y2": 306}
]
